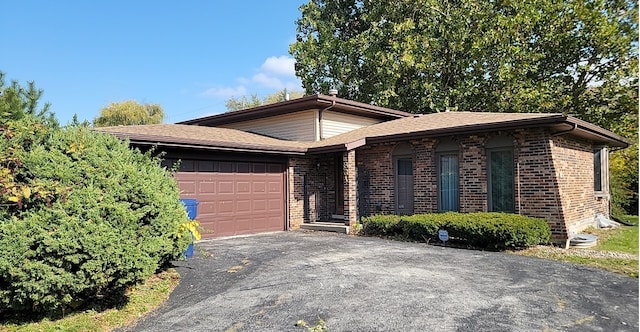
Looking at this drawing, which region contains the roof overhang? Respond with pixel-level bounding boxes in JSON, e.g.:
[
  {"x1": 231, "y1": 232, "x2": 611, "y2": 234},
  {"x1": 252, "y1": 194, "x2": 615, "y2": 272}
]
[
  {"x1": 306, "y1": 114, "x2": 631, "y2": 154},
  {"x1": 177, "y1": 94, "x2": 412, "y2": 126},
  {"x1": 559, "y1": 116, "x2": 631, "y2": 148},
  {"x1": 106, "y1": 132, "x2": 308, "y2": 156}
]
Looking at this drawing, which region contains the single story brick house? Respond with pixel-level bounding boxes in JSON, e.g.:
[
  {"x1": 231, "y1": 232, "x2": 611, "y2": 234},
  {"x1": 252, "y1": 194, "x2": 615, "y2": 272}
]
[{"x1": 98, "y1": 94, "x2": 630, "y2": 244}]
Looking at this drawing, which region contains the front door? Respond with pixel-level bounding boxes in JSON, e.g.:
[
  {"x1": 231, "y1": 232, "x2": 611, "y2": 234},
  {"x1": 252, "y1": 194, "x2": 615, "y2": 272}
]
[{"x1": 395, "y1": 158, "x2": 414, "y2": 214}]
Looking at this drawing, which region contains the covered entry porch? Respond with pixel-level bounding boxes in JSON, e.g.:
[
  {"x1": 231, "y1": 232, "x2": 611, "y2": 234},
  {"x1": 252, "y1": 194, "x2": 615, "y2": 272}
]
[
  {"x1": 291, "y1": 143, "x2": 420, "y2": 233},
  {"x1": 291, "y1": 149, "x2": 357, "y2": 233}
]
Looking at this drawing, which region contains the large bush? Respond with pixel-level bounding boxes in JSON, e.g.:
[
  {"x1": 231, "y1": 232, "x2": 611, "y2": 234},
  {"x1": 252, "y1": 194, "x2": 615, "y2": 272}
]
[
  {"x1": 0, "y1": 117, "x2": 191, "y2": 314},
  {"x1": 361, "y1": 212, "x2": 550, "y2": 249}
]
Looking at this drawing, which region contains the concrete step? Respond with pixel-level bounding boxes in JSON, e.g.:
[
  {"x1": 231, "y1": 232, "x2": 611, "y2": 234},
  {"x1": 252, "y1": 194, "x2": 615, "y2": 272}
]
[{"x1": 300, "y1": 222, "x2": 349, "y2": 234}]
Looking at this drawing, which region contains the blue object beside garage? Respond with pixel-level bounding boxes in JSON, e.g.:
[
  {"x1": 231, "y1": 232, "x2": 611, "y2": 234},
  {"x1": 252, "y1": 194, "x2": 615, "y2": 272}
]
[
  {"x1": 180, "y1": 198, "x2": 199, "y2": 258},
  {"x1": 181, "y1": 198, "x2": 198, "y2": 220}
]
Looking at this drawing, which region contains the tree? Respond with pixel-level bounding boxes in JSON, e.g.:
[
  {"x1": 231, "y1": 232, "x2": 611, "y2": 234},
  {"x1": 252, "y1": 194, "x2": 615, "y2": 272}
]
[
  {"x1": 225, "y1": 89, "x2": 305, "y2": 112},
  {"x1": 290, "y1": 0, "x2": 637, "y2": 115},
  {"x1": 0, "y1": 118, "x2": 191, "y2": 314},
  {"x1": 0, "y1": 71, "x2": 56, "y2": 125},
  {"x1": 290, "y1": 0, "x2": 638, "y2": 215},
  {"x1": 93, "y1": 100, "x2": 165, "y2": 127},
  {"x1": 225, "y1": 93, "x2": 263, "y2": 112}
]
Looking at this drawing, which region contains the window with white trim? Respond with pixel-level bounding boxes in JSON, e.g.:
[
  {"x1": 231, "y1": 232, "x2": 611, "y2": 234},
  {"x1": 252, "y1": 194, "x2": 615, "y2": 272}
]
[{"x1": 594, "y1": 146, "x2": 608, "y2": 194}]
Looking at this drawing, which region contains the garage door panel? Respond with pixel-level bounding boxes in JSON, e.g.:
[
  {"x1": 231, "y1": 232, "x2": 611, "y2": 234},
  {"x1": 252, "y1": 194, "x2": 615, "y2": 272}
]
[
  {"x1": 253, "y1": 181, "x2": 266, "y2": 193},
  {"x1": 266, "y1": 215, "x2": 283, "y2": 229},
  {"x1": 268, "y1": 198, "x2": 283, "y2": 210},
  {"x1": 237, "y1": 181, "x2": 251, "y2": 193},
  {"x1": 234, "y1": 217, "x2": 253, "y2": 232},
  {"x1": 215, "y1": 219, "x2": 237, "y2": 235},
  {"x1": 268, "y1": 181, "x2": 282, "y2": 193},
  {"x1": 252, "y1": 199, "x2": 267, "y2": 212},
  {"x1": 236, "y1": 200, "x2": 252, "y2": 213},
  {"x1": 199, "y1": 202, "x2": 216, "y2": 214},
  {"x1": 218, "y1": 181, "x2": 234, "y2": 194},
  {"x1": 217, "y1": 200, "x2": 235, "y2": 214},
  {"x1": 200, "y1": 181, "x2": 216, "y2": 194},
  {"x1": 175, "y1": 159, "x2": 285, "y2": 238},
  {"x1": 178, "y1": 181, "x2": 197, "y2": 195}
]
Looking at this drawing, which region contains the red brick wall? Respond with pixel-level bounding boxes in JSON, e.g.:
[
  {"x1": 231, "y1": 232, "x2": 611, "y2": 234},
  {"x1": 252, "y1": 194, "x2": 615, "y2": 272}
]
[
  {"x1": 288, "y1": 157, "x2": 311, "y2": 229},
  {"x1": 355, "y1": 143, "x2": 396, "y2": 213},
  {"x1": 294, "y1": 129, "x2": 607, "y2": 239},
  {"x1": 458, "y1": 135, "x2": 488, "y2": 212},
  {"x1": 413, "y1": 138, "x2": 438, "y2": 212},
  {"x1": 343, "y1": 150, "x2": 357, "y2": 225},
  {"x1": 513, "y1": 129, "x2": 565, "y2": 238},
  {"x1": 551, "y1": 135, "x2": 608, "y2": 236}
]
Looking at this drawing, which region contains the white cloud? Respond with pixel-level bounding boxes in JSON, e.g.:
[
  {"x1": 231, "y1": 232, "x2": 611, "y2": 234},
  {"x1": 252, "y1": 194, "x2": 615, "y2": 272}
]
[
  {"x1": 260, "y1": 56, "x2": 296, "y2": 76},
  {"x1": 201, "y1": 86, "x2": 247, "y2": 98},
  {"x1": 252, "y1": 73, "x2": 284, "y2": 90},
  {"x1": 200, "y1": 55, "x2": 302, "y2": 100}
]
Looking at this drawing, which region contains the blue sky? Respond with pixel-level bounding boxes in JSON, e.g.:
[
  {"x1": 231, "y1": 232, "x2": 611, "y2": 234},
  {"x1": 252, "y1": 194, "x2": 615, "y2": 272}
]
[{"x1": 1, "y1": 1, "x2": 307, "y2": 124}]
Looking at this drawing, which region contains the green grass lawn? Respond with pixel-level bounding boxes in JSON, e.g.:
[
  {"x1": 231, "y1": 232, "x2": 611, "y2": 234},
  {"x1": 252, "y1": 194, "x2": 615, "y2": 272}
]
[
  {"x1": 616, "y1": 215, "x2": 639, "y2": 226},
  {"x1": 514, "y1": 216, "x2": 639, "y2": 278},
  {"x1": 595, "y1": 222, "x2": 638, "y2": 255},
  {"x1": 0, "y1": 269, "x2": 180, "y2": 332}
]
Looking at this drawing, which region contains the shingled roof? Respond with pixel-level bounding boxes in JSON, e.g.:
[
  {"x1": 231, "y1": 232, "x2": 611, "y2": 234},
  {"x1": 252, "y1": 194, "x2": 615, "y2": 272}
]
[
  {"x1": 306, "y1": 112, "x2": 631, "y2": 153},
  {"x1": 177, "y1": 94, "x2": 412, "y2": 126},
  {"x1": 96, "y1": 124, "x2": 308, "y2": 155},
  {"x1": 97, "y1": 112, "x2": 630, "y2": 155}
]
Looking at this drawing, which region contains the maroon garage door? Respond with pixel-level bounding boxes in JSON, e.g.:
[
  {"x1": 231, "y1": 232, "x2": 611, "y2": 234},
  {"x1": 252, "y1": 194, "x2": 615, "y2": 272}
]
[{"x1": 173, "y1": 159, "x2": 285, "y2": 238}]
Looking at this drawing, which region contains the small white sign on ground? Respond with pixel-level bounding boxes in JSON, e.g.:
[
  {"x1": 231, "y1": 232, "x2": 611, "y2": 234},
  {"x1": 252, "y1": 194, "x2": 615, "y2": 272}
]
[{"x1": 438, "y1": 229, "x2": 449, "y2": 243}]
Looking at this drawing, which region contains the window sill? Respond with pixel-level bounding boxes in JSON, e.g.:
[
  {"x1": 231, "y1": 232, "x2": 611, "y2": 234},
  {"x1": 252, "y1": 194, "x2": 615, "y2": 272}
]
[{"x1": 594, "y1": 192, "x2": 609, "y2": 199}]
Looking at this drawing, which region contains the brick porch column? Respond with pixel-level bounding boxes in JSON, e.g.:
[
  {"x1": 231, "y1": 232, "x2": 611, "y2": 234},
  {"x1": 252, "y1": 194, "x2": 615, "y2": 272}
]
[{"x1": 343, "y1": 150, "x2": 357, "y2": 226}]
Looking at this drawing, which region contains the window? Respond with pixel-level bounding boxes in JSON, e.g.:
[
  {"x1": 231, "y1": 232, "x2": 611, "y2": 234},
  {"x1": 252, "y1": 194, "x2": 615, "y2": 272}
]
[
  {"x1": 397, "y1": 158, "x2": 413, "y2": 176},
  {"x1": 594, "y1": 148, "x2": 602, "y2": 192},
  {"x1": 436, "y1": 138, "x2": 459, "y2": 212},
  {"x1": 594, "y1": 146, "x2": 608, "y2": 194},
  {"x1": 438, "y1": 154, "x2": 459, "y2": 211},
  {"x1": 486, "y1": 136, "x2": 515, "y2": 213},
  {"x1": 393, "y1": 143, "x2": 414, "y2": 215}
]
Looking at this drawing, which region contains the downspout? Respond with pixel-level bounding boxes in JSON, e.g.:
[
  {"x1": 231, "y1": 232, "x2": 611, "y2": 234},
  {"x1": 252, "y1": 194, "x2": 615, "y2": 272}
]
[{"x1": 318, "y1": 99, "x2": 336, "y2": 140}]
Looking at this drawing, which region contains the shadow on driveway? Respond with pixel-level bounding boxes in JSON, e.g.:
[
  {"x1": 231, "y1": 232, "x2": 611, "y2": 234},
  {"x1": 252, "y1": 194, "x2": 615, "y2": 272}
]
[{"x1": 122, "y1": 231, "x2": 638, "y2": 331}]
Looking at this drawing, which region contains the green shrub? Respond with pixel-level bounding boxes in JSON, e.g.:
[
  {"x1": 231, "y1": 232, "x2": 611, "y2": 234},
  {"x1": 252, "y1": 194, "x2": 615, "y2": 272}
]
[
  {"x1": 360, "y1": 212, "x2": 550, "y2": 249},
  {"x1": 361, "y1": 214, "x2": 401, "y2": 236},
  {"x1": 0, "y1": 117, "x2": 191, "y2": 314}
]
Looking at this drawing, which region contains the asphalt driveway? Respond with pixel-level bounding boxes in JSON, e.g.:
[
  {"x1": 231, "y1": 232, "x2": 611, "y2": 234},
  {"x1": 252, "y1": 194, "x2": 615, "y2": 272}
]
[{"x1": 122, "y1": 231, "x2": 638, "y2": 332}]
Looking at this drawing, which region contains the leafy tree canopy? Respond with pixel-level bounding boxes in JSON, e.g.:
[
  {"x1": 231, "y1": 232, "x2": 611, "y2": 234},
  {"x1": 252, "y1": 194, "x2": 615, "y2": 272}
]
[
  {"x1": 290, "y1": 0, "x2": 638, "y2": 214},
  {"x1": 225, "y1": 89, "x2": 305, "y2": 112},
  {"x1": 290, "y1": 0, "x2": 638, "y2": 116},
  {"x1": 0, "y1": 71, "x2": 56, "y2": 125},
  {"x1": 93, "y1": 100, "x2": 165, "y2": 127}
]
